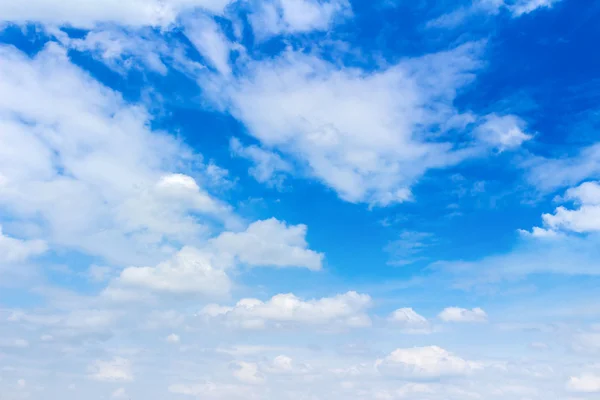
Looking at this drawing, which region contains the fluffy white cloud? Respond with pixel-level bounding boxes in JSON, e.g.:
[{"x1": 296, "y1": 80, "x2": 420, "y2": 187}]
[
  {"x1": 232, "y1": 361, "x2": 265, "y2": 385},
  {"x1": 376, "y1": 346, "x2": 482, "y2": 379},
  {"x1": 0, "y1": 226, "x2": 47, "y2": 264},
  {"x1": 388, "y1": 308, "x2": 431, "y2": 333},
  {"x1": 567, "y1": 374, "x2": 600, "y2": 393},
  {"x1": 439, "y1": 307, "x2": 488, "y2": 323},
  {"x1": 166, "y1": 333, "x2": 181, "y2": 343},
  {"x1": 526, "y1": 181, "x2": 600, "y2": 234},
  {"x1": 88, "y1": 357, "x2": 133, "y2": 382},
  {"x1": 209, "y1": 43, "x2": 484, "y2": 206},
  {"x1": 249, "y1": 0, "x2": 351, "y2": 40},
  {"x1": 209, "y1": 218, "x2": 324, "y2": 270},
  {"x1": 474, "y1": 114, "x2": 532, "y2": 150},
  {"x1": 0, "y1": 43, "x2": 238, "y2": 266},
  {"x1": 0, "y1": 0, "x2": 233, "y2": 27},
  {"x1": 200, "y1": 291, "x2": 372, "y2": 329},
  {"x1": 230, "y1": 138, "x2": 292, "y2": 187},
  {"x1": 112, "y1": 246, "x2": 232, "y2": 297}
]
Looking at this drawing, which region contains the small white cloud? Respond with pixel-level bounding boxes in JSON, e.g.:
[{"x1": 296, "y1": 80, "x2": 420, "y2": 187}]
[
  {"x1": 88, "y1": 357, "x2": 133, "y2": 382},
  {"x1": 376, "y1": 346, "x2": 482, "y2": 379},
  {"x1": 113, "y1": 246, "x2": 232, "y2": 298},
  {"x1": 567, "y1": 374, "x2": 600, "y2": 393},
  {"x1": 200, "y1": 291, "x2": 372, "y2": 329},
  {"x1": 0, "y1": 226, "x2": 47, "y2": 264},
  {"x1": 166, "y1": 333, "x2": 181, "y2": 344},
  {"x1": 475, "y1": 114, "x2": 532, "y2": 150},
  {"x1": 230, "y1": 137, "x2": 292, "y2": 188},
  {"x1": 525, "y1": 181, "x2": 600, "y2": 235},
  {"x1": 438, "y1": 307, "x2": 488, "y2": 323},
  {"x1": 17, "y1": 379, "x2": 26, "y2": 388},
  {"x1": 112, "y1": 387, "x2": 127, "y2": 398},
  {"x1": 209, "y1": 218, "x2": 324, "y2": 270},
  {"x1": 249, "y1": 0, "x2": 351, "y2": 40},
  {"x1": 232, "y1": 361, "x2": 265, "y2": 385},
  {"x1": 388, "y1": 308, "x2": 432, "y2": 333},
  {"x1": 510, "y1": 0, "x2": 561, "y2": 16}
]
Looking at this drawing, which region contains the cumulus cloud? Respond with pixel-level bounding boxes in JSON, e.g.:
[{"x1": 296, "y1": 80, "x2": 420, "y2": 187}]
[
  {"x1": 438, "y1": 307, "x2": 488, "y2": 323},
  {"x1": 388, "y1": 308, "x2": 432, "y2": 333},
  {"x1": 376, "y1": 346, "x2": 482, "y2": 379},
  {"x1": 232, "y1": 361, "x2": 265, "y2": 385},
  {"x1": 208, "y1": 42, "x2": 484, "y2": 206},
  {"x1": 248, "y1": 0, "x2": 351, "y2": 40},
  {"x1": 0, "y1": 226, "x2": 47, "y2": 264},
  {"x1": 474, "y1": 114, "x2": 532, "y2": 150},
  {"x1": 567, "y1": 374, "x2": 600, "y2": 393},
  {"x1": 209, "y1": 218, "x2": 324, "y2": 271},
  {"x1": 0, "y1": 43, "x2": 238, "y2": 266},
  {"x1": 104, "y1": 218, "x2": 322, "y2": 300},
  {"x1": 88, "y1": 357, "x2": 133, "y2": 382},
  {"x1": 111, "y1": 246, "x2": 232, "y2": 298},
  {"x1": 200, "y1": 291, "x2": 372, "y2": 329},
  {"x1": 525, "y1": 181, "x2": 600, "y2": 235},
  {"x1": 166, "y1": 333, "x2": 181, "y2": 343}
]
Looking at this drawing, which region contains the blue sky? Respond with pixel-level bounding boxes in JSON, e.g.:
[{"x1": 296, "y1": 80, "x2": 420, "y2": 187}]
[{"x1": 1, "y1": 0, "x2": 600, "y2": 399}]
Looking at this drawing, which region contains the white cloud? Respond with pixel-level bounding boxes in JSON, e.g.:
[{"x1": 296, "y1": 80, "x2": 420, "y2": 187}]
[
  {"x1": 376, "y1": 346, "x2": 482, "y2": 379},
  {"x1": 183, "y1": 14, "x2": 233, "y2": 76},
  {"x1": 105, "y1": 218, "x2": 322, "y2": 300},
  {"x1": 0, "y1": 43, "x2": 238, "y2": 266},
  {"x1": 208, "y1": 42, "x2": 484, "y2": 206},
  {"x1": 474, "y1": 114, "x2": 532, "y2": 150},
  {"x1": 0, "y1": 226, "x2": 47, "y2": 264},
  {"x1": 0, "y1": 0, "x2": 233, "y2": 28},
  {"x1": 166, "y1": 333, "x2": 181, "y2": 343},
  {"x1": 264, "y1": 355, "x2": 311, "y2": 375},
  {"x1": 112, "y1": 246, "x2": 232, "y2": 297},
  {"x1": 88, "y1": 357, "x2": 133, "y2": 382},
  {"x1": 567, "y1": 374, "x2": 600, "y2": 393},
  {"x1": 230, "y1": 137, "x2": 292, "y2": 188},
  {"x1": 232, "y1": 361, "x2": 265, "y2": 385},
  {"x1": 111, "y1": 387, "x2": 127, "y2": 398},
  {"x1": 209, "y1": 218, "x2": 324, "y2": 270},
  {"x1": 388, "y1": 308, "x2": 432, "y2": 333},
  {"x1": 249, "y1": 0, "x2": 351, "y2": 40},
  {"x1": 524, "y1": 143, "x2": 600, "y2": 193},
  {"x1": 438, "y1": 307, "x2": 488, "y2": 323},
  {"x1": 200, "y1": 291, "x2": 372, "y2": 329},
  {"x1": 526, "y1": 181, "x2": 600, "y2": 234},
  {"x1": 427, "y1": 0, "x2": 560, "y2": 28},
  {"x1": 510, "y1": 0, "x2": 561, "y2": 16}
]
